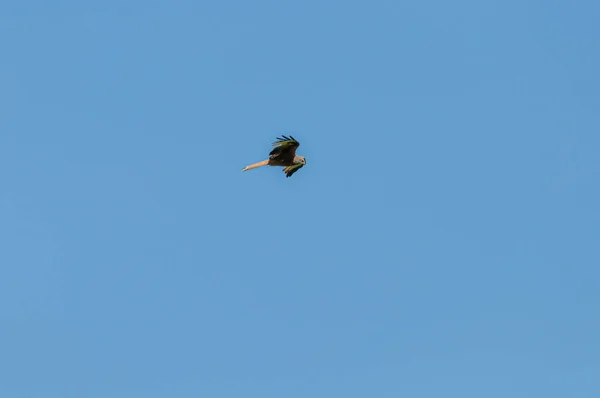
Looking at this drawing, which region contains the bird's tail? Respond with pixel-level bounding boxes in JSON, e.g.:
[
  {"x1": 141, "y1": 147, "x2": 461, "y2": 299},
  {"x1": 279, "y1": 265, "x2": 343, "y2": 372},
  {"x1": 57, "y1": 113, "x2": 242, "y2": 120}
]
[{"x1": 242, "y1": 159, "x2": 269, "y2": 172}]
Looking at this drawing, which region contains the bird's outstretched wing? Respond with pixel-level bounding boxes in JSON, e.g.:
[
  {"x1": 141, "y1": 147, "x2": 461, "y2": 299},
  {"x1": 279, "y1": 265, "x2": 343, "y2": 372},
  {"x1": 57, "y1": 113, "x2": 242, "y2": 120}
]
[
  {"x1": 269, "y1": 135, "x2": 300, "y2": 160},
  {"x1": 283, "y1": 163, "x2": 304, "y2": 178}
]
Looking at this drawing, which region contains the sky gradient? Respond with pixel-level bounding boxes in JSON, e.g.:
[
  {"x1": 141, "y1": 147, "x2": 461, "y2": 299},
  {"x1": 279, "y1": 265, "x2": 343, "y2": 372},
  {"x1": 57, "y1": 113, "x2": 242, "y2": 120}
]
[{"x1": 1, "y1": 1, "x2": 599, "y2": 397}]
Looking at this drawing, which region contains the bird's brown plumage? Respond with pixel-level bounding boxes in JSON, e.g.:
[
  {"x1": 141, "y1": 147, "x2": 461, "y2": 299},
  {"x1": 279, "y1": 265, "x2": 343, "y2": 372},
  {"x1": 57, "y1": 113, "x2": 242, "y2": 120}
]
[{"x1": 242, "y1": 135, "x2": 306, "y2": 178}]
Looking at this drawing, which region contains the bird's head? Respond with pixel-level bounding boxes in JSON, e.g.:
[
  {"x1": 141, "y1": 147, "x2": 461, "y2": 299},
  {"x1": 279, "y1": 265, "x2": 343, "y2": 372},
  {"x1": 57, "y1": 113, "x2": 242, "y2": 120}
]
[{"x1": 298, "y1": 156, "x2": 306, "y2": 165}]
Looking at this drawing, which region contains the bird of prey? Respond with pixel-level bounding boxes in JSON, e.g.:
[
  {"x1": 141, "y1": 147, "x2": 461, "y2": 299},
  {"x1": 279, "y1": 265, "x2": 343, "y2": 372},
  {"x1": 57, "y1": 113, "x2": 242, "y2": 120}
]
[{"x1": 242, "y1": 135, "x2": 307, "y2": 178}]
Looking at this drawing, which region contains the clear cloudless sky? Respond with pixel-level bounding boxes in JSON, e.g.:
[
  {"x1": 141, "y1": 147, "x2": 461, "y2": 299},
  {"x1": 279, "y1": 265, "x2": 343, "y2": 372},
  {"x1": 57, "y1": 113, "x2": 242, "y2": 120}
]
[{"x1": 1, "y1": 1, "x2": 599, "y2": 397}]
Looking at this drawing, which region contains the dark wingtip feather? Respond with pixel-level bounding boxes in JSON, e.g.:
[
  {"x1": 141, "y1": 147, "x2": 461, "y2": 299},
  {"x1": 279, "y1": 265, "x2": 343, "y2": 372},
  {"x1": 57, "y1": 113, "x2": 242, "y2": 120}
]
[{"x1": 275, "y1": 134, "x2": 299, "y2": 143}]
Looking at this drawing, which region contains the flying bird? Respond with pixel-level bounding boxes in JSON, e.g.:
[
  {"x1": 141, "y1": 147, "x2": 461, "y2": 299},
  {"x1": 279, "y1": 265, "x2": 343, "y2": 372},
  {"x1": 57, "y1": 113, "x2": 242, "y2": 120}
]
[{"x1": 242, "y1": 135, "x2": 306, "y2": 178}]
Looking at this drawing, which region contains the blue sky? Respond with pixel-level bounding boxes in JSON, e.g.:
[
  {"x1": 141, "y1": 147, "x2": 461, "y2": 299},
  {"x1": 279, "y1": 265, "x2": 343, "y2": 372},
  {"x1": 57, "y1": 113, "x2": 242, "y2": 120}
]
[{"x1": 1, "y1": 1, "x2": 599, "y2": 397}]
